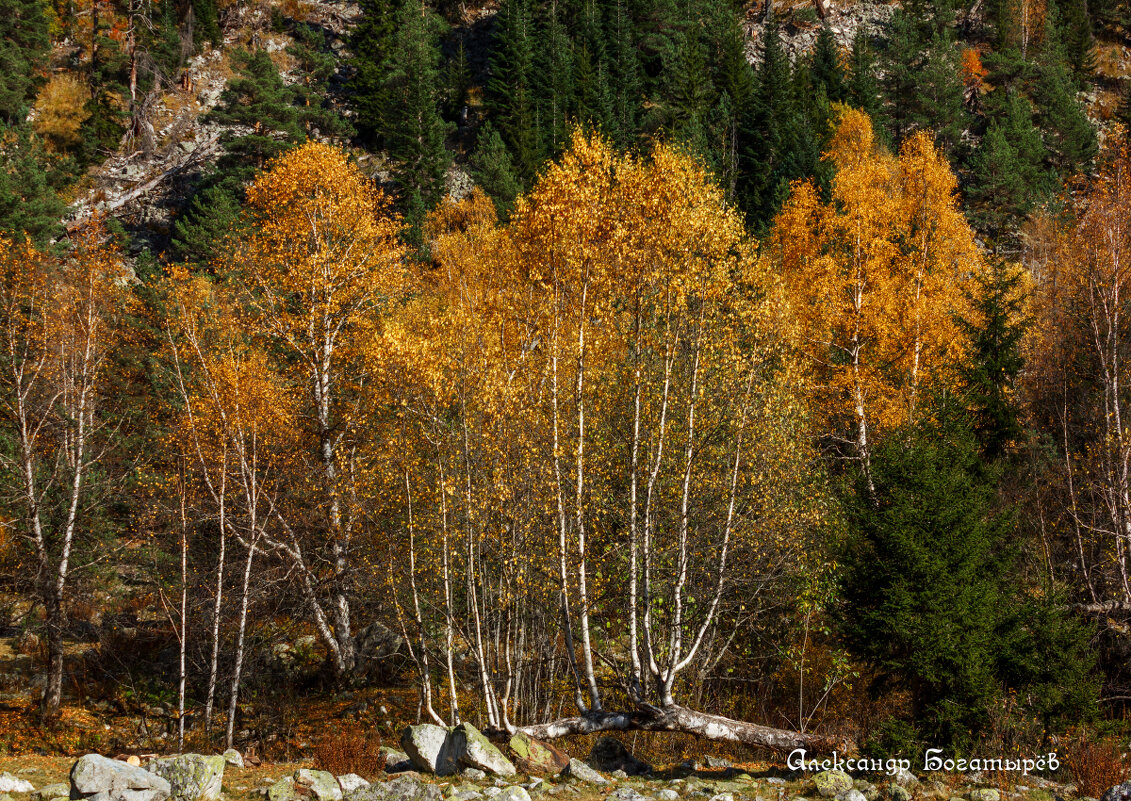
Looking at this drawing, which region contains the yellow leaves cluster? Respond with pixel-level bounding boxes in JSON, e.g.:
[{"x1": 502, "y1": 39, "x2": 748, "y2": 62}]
[
  {"x1": 33, "y1": 73, "x2": 91, "y2": 151},
  {"x1": 769, "y1": 107, "x2": 980, "y2": 449}
]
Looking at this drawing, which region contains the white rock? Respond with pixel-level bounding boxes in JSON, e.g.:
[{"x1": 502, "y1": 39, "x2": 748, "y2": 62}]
[{"x1": 0, "y1": 774, "x2": 36, "y2": 794}]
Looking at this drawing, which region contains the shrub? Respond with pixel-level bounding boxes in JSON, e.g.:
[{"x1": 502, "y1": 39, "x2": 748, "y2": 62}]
[
  {"x1": 33, "y1": 73, "x2": 90, "y2": 151},
  {"x1": 1063, "y1": 733, "x2": 1128, "y2": 798},
  {"x1": 314, "y1": 726, "x2": 385, "y2": 779}
]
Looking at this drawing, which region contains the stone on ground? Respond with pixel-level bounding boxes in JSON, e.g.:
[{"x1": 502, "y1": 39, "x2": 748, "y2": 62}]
[
  {"x1": 452, "y1": 723, "x2": 516, "y2": 777},
  {"x1": 813, "y1": 771, "x2": 853, "y2": 799},
  {"x1": 294, "y1": 769, "x2": 343, "y2": 801},
  {"x1": 222, "y1": 751, "x2": 244, "y2": 769},
  {"x1": 968, "y1": 791, "x2": 1000, "y2": 801},
  {"x1": 71, "y1": 754, "x2": 172, "y2": 801},
  {"x1": 890, "y1": 785, "x2": 913, "y2": 801},
  {"x1": 148, "y1": 754, "x2": 225, "y2": 801},
  {"x1": 560, "y1": 760, "x2": 606, "y2": 785},
  {"x1": 586, "y1": 738, "x2": 651, "y2": 776},
  {"x1": 402, "y1": 724, "x2": 460, "y2": 776},
  {"x1": 380, "y1": 748, "x2": 414, "y2": 774},
  {"x1": 508, "y1": 733, "x2": 569, "y2": 776},
  {"x1": 705, "y1": 757, "x2": 732, "y2": 769},
  {"x1": 267, "y1": 778, "x2": 297, "y2": 801},
  {"x1": 657, "y1": 791, "x2": 679, "y2": 801},
  {"x1": 346, "y1": 776, "x2": 442, "y2": 801},
  {"x1": 33, "y1": 784, "x2": 69, "y2": 801},
  {"x1": 709, "y1": 794, "x2": 734, "y2": 801},
  {"x1": 835, "y1": 790, "x2": 867, "y2": 801},
  {"x1": 0, "y1": 775, "x2": 35, "y2": 794},
  {"x1": 892, "y1": 770, "x2": 918, "y2": 788},
  {"x1": 338, "y1": 777, "x2": 369, "y2": 796},
  {"x1": 494, "y1": 789, "x2": 529, "y2": 801},
  {"x1": 610, "y1": 789, "x2": 648, "y2": 801},
  {"x1": 1103, "y1": 786, "x2": 1131, "y2": 801}
]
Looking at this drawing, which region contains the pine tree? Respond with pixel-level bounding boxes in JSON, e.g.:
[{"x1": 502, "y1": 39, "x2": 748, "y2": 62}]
[
  {"x1": 573, "y1": 0, "x2": 615, "y2": 134},
  {"x1": 966, "y1": 92, "x2": 1053, "y2": 240},
  {"x1": 737, "y1": 11, "x2": 797, "y2": 229},
  {"x1": 171, "y1": 183, "x2": 245, "y2": 266},
  {"x1": 1059, "y1": 0, "x2": 1095, "y2": 80},
  {"x1": 605, "y1": 0, "x2": 642, "y2": 150},
  {"x1": 208, "y1": 48, "x2": 305, "y2": 178},
  {"x1": 811, "y1": 25, "x2": 846, "y2": 103},
  {"x1": 0, "y1": 127, "x2": 67, "y2": 246},
  {"x1": 488, "y1": 0, "x2": 541, "y2": 181},
  {"x1": 1033, "y1": 59, "x2": 1097, "y2": 178},
  {"x1": 848, "y1": 30, "x2": 883, "y2": 124},
  {"x1": 288, "y1": 25, "x2": 354, "y2": 140},
  {"x1": 533, "y1": 0, "x2": 574, "y2": 157},
  {"x1": 838, "y1": 400, "x2": 1011, "y2": 745},
  {"x1": 956, "y1": 261, "x2": 1029, "y2": 460},
  {"x1": 0, "y1": 0, "x2": 50, "y2": 125},
  {"x1": 471, "y1": 122, "x2": 523, "y2": 217},
  {"x1": 386, "y1": 0, "x2": 453, "y2": 237},
  {"x1": 349, "y1": 0, "x2": 404, "y2": 145}
]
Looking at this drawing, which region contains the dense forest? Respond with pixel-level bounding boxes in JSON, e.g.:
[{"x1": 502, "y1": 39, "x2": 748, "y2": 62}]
[{"x1": 1, "y1": 0, "x2": 1131, "y2": 768}]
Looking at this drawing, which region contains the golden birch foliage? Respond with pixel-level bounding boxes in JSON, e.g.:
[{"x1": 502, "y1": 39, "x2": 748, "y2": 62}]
[
  {"x1": 384, "y1": 131, "x2": 827, "y2": 711},
  {"x1": 769, "y1": 107, "x2": 979, "y2": 457},
  {"x1": 33, "y1": 73, "x2": 91, "y2": 151}
]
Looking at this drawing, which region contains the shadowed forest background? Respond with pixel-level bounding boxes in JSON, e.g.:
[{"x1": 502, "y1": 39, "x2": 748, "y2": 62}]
[{"x1": 0, "y1": 0, "x2": 1130, "y2": 770}]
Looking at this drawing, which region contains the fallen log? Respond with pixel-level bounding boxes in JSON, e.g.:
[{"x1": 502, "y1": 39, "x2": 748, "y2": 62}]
[{"x1": 515, "y1": 704, "x2": 844, "y2": 754}]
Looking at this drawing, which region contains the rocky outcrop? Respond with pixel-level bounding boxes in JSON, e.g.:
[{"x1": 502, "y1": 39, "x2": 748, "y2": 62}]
[
  {"x1": 352, "y1": 621, "x2": 406, "y2": 682},
  {"x1": 71, "y1": 754, "x2": 172, "y2": 801},
  {"x1": 147, "y1": 755, "x2": 224, "y2": 801},
  {"x1": 451, "y1": 723, "x2": 515, "y2": 777},
  {"x1": 379, "y1": 748, "x2": 413, "y2": 774},
  {"x1": 1103, "y1": 785, "x2": 1131, "y2": 801},
  {"x1": 401, "y1": 725, "x2": 460, "y2": 776},
  {"x1": 586, "y1": 738, "x2": 651, "y2": 776},
  {"x1": 337, "y1": 777, "x2": 368, "y2": 796},
  {"x1": 507, "y1": 733, "x2": 568, "y2": 776}
]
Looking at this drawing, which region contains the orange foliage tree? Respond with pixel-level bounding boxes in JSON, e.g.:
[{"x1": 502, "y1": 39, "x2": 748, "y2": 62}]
[
  {"x1": 765, "y1": 108, "x2": 980, "y2": 492},
  {"x1": 0, "y1": 223, "x2": 128, "y2": 719}
]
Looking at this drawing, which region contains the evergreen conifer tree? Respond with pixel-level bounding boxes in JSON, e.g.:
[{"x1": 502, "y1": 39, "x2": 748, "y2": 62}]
[
  {"x1": 811, "y1": 25, "x2": 846, "y2": 103},
  {"x1": 385, "y1": 0, "x2": 453, "y2": 234},
  {"x1": 838, "y1": 401, "x2": 1011, "y2": 745},
  {"x1": 471, "y1": 122, "x2": 523, "y2": 217},
  {"x1": 0, "y1": 127, "x2": 66, "y2": 245},
  {"x1": 488, "y1": 0, "x2": 541, "y2": 181},
  {"x1": 532, "y1": 0, "x2": 574, "y2": 157},
  {"x1": 956, "y1": 261, "x2": 1029, "y2": 460},
  {"x1": 349, "y1": 0, "x2": 403, "y2": 145},
  {"x1": 0, "y1": 0, "x2": 50, "y2": 125},
  {"x1": 1033, "y1": 60, "x2": 1097, "y2": 178}
]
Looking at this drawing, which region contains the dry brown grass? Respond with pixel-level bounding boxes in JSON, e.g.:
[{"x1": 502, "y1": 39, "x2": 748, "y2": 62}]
[
  {"x1": 313, "y1": 726, "x2": 386, "y2": 780},
  {"x1": 1063, "y1": 733, "x2": 1128, "y2": 798}
]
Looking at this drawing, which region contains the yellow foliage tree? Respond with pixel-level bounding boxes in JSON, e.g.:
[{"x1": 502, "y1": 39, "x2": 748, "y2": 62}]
[
  {"x1": 33, "y1": 73, "x2": 91, "y2": 151},
  {"x1": 767, "y1": 107, "x2": 980, "y2": 491}
]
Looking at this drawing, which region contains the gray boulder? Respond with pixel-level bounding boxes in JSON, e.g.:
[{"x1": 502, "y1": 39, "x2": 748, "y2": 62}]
[
  {"x1": 347, "y1": 777, "x2": 442, "y2": 801},
  {"x1": 147, "y1": 755, "x2": 225, "y2": 801},
  {"x1": 338, "y1": 778, "x2": 369, "y2": 796},
  {"x1": 222, "y1": 752, "x2": 244, "y2": 770},
  {"x1": 402, "y1": 725, "x2": 460, "y2": 776},
  {"x1": 813, "y1": 772, "x2": 853, "y2": 799},
  {"x1": 381, "y1": 748, "x2": 414, "y2": 774},
  {"x1": 892, "y1": 770, "x2": 918, "y2": 789},
  {"x1": 452, "y1": 723, "x2": 516, "y2": 778},
  {"x1": 71, "y1": 754, "x2": 172, "y2": 801},
  {"x1": 0, "y1": 775, "x2": 35, "y2": 794},
  {"x1": 1103, "y1": 787, "x2": 1131, "y2": 801},
  {"x1": 353, "y1": 621, "x2": 406, "y2": 682},
  {"x1": 559, "y1": 761, "x2": 605, "y2": 786},
  {"x1": 658, "y1": 791, "x2": 680, "y2": 801},
  {"x1": 507, "y1": 734, "x2": 568, "y2": 776},
  {"x1": 587, "y1": 738, "x2": 651, "y2": 777},
  {"x1": 266, "y1": 779, "x2": 296, "y2": 801},
  {"x1": 836, "y1": 791, "x2": 867, "y2": 801},
  {"x1": 294, "y1": 770, "x2": 342, "y2": 801}
]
